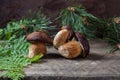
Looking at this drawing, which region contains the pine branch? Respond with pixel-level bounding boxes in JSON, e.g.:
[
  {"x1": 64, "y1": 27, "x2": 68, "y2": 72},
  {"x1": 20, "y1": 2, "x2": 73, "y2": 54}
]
[{"x1": 56, "y1": 5, "x2": 99, "y2": 39}]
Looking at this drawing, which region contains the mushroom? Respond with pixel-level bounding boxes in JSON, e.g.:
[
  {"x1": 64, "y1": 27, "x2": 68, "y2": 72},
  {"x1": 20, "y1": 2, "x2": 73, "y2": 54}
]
[
  {"x1": 53, "y1": 25, "x2": 75, "y2": 48},
  {"x1": 58, "y1": 32, "x2": 90, "y2": 58},
  {"x1": 53, "y1": 25, "x2": 90, "y2": 58},
  {"x1": 26, "y1": 30, "x2": 52, "y2": 58},
  {"x1": 58, "y1": 41, "x2": 82, "y2": 58}
]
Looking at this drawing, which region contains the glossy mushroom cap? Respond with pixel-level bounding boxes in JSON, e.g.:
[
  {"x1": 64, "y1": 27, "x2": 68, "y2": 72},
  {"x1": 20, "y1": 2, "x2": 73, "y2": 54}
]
[
  {"x1": 75, "y1": 32, "x2": 90, "y2": 57},
  {"x1": 26, "y1": 30, "x2": 52, "y2": 44}
]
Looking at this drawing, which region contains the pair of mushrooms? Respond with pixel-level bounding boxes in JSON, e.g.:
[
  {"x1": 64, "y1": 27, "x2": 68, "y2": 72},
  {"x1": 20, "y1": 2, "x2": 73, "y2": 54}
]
[
  {"x1": 26, "y1": 26, "x2": 90, "y2": 59},
  {"x1": 53, "y1": 25, "x2": 90, "y2": 58}
]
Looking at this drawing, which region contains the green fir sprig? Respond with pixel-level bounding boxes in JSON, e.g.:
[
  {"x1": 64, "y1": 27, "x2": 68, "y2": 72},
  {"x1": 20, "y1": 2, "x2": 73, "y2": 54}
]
[
  {"x1": 56, "y1": 5, "x2": 98, "y2": 39},
  {"x1": 0, "y1": 55, "x2": 31, "y2": 80},
  {"x1": 0, "y1": 10, "x2": 55, "y2": 40},
  {"x1": 0, "y1": 10, "x2": 51, "y2": 80},
  {"x1": 104, "y1": 17, "x2": 120, "y2": 52},
  {"x1": 0, "y1": 36, "x2": 31, "y2": 80}
]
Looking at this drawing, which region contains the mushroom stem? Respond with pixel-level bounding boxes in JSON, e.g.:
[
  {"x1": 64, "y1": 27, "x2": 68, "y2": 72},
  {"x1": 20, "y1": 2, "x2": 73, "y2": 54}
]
[
  {"x1": 28, "y1": 42, "x2": 46, "y2": 58},
  {"x1": 58, "y1": 41, "x2": 82, "y2": 58}
]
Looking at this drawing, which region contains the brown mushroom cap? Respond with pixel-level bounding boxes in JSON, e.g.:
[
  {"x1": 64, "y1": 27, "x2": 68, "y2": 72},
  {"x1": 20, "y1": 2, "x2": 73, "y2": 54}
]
[
  {"x1": 26, "y1": 30, "x2": 52, "y2": 44},
  {"x1": 75, "y1": 32, "x2": 90, "y2": 58}
]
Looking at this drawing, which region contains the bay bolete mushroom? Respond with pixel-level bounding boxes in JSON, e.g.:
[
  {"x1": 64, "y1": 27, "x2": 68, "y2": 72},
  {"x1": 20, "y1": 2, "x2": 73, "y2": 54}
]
[
  {"x1": 26, "y1": 30, "x2": 52, "y2": 58},
  {"x1": 53, "y1": 25, "x2": 90, "y2": 59},
  {"x1": 53, "y1": 25, "x2": 75, "y2": 48},
  {"x1": 58, "y1": 32, "x2": 90, "y2": 59}
]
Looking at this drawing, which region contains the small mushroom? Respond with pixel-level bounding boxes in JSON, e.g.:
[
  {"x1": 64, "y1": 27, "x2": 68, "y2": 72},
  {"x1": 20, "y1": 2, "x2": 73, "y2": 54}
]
[
  {"x1": 74, "y1": 32, "x2": 90, "y2": 57},
  {"x1": 58, "y1": 41, "x2": 82, "y2": 58},
  {"x1": 26, "y1": 30, "x2": 52, "y2": 58},
  {"x1": 53, "y1": 25, "x2": 75, "y2": 48}
]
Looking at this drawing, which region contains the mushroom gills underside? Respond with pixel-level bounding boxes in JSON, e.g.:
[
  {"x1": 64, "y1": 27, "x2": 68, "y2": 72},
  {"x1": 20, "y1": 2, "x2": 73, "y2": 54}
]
[{"x1": 53, "y1": 29, "x2": 70, "y2": 48}]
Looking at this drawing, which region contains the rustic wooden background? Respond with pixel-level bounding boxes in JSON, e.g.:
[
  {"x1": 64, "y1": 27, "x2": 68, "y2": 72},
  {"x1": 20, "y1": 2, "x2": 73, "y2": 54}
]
[{"x1": 0, "y1": 0, "x2": 120, "y2": 27}]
